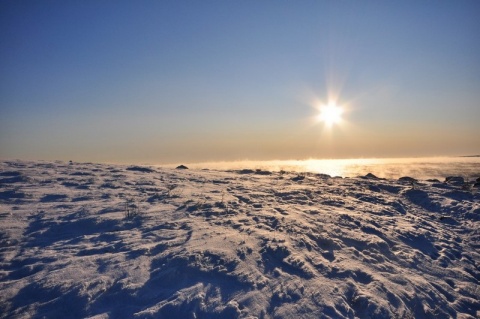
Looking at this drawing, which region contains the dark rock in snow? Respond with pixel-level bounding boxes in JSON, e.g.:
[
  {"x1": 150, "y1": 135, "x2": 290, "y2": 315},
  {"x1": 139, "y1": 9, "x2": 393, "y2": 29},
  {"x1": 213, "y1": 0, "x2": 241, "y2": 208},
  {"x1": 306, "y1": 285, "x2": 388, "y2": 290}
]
[
  {"x1": 254, "y1": 169, "x2": 272, "y2": 175},
  {"x1": 238, "y1": 169, "x2": 255, "y2": 174},
  {"x1": 176, "y1": 165, "x2": 188, "y2": 170},
  {"x1": 126, "y1": 166, "x2": 155, "y2": 173},
  {"x1": 291, "y1": 175, "x2": 305, "y2": 182},
  {"x1": 444, "y1": 176, "x2": 464, "y2": 186},
  {"x1": 398, "y1": 176, "x2": 417, "y2": 183}
]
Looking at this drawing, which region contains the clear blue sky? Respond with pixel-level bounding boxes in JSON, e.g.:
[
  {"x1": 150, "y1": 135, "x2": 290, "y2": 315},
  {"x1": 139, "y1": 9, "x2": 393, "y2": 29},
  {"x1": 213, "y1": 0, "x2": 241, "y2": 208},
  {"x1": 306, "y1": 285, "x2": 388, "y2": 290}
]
[{"x1": 1, "y1": 1, "x2": 479, "y2": 163}]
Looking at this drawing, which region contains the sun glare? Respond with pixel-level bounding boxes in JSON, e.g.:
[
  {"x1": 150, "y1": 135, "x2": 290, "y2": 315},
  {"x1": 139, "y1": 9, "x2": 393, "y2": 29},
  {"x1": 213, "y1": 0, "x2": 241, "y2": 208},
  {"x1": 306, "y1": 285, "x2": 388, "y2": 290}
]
[{"x1": 317, "y1": 102, "x2": 343, "y2": 126}]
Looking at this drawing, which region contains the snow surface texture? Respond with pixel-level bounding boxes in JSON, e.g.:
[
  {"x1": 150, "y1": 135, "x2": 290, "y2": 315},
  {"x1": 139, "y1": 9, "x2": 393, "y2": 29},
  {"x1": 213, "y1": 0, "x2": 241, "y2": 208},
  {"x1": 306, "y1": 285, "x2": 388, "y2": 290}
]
[{"x1": 0, "y1": 160, "x2": 479, "y2": 319}]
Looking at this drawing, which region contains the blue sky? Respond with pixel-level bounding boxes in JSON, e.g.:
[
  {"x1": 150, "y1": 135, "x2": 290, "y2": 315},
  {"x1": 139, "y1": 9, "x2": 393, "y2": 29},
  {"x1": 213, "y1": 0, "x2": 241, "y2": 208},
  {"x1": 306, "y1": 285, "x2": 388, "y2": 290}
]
[{"x1": 1, "y1": 1, "x2": 479, "y2": 163}]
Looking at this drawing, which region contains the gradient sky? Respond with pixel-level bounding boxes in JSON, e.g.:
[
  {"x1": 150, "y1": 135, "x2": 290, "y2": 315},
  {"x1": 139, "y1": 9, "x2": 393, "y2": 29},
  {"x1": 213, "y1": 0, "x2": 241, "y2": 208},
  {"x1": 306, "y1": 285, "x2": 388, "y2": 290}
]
[{"x1": 1, "y1": 1, "x2": 479, "y2": 164}]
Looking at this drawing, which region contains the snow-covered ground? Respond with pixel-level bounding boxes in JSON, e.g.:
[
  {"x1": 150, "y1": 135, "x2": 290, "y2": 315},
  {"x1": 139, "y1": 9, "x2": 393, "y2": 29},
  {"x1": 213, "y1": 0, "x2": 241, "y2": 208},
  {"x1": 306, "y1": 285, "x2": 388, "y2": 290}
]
[{"x1": 0, "y1": 160, "x2": 479, "y2": 318}]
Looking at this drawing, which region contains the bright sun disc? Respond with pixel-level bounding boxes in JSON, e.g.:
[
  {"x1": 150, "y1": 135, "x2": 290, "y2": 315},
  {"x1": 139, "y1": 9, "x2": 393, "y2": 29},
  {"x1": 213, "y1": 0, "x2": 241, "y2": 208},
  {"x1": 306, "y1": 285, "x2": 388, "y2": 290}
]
[{"x1": 318, "y1": 103, "x2": 343, "y2": 126}]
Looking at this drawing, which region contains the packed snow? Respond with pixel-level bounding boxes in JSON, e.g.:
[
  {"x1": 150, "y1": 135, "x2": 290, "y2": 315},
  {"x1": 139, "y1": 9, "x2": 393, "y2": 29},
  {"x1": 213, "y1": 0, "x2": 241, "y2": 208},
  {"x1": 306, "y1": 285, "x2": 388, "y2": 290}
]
[{"x1": 0, "y1": 160, "x2": 479, "y2": 318}]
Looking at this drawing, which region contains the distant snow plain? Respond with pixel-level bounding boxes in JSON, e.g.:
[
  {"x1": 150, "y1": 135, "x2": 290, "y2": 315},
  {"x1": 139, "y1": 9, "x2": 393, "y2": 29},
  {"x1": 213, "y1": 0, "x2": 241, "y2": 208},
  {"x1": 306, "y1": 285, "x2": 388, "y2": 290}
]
[{"x1": 0, "y1": 160, "x2": 478, "y2": 318}]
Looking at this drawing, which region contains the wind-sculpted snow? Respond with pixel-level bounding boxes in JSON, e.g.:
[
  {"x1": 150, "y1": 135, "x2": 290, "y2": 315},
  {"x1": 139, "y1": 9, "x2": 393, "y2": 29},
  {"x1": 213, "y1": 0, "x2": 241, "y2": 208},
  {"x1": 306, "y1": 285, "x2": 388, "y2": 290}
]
[{"x1": 0, "y1": 160, "x2": 479, "y2": 318}]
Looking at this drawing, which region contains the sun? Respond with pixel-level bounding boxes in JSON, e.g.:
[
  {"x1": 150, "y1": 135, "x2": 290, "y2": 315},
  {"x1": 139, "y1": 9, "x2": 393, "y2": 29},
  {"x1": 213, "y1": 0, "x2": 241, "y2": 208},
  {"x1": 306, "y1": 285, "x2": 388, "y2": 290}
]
[{"x1": 317, "y1": 102, "x2": 343, "y2": 126}]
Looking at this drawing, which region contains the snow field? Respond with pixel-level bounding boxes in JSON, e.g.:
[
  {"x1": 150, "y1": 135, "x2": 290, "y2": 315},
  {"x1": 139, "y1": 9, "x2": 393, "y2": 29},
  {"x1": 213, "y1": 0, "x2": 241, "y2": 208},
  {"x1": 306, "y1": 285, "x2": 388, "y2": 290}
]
[{"x1": 0, "y1": 160, "x2": 479, "y2": 318}]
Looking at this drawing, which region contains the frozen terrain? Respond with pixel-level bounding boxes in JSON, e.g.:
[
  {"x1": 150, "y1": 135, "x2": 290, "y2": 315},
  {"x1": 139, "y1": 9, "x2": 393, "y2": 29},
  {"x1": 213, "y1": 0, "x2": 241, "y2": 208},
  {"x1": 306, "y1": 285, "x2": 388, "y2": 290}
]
[{"x1": 0, "y1": 160, "x2": 479, "y2": 318}]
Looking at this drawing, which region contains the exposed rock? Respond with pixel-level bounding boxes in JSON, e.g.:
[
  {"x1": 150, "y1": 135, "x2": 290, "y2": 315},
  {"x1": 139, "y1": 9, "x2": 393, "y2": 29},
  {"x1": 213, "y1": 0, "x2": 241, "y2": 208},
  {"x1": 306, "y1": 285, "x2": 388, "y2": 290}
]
[
  {"x1": 398, "y1": 176, "x2": 417, "y2": 183},
  {"x1": 126, "y1": 166, "x2": 155, "y2": 173},
  {"x1": 254, "y1": 169, "x2": 273, "y2": 175},
  {"x1": 444, "y1": 176, "x2": 464, "y2": 186},
  {"x1": 237, "y1": 169, "x2": 255, "y2": 174}
]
